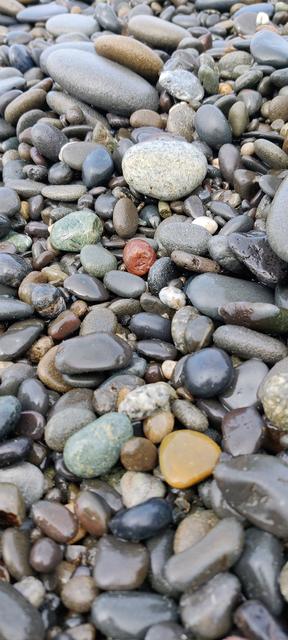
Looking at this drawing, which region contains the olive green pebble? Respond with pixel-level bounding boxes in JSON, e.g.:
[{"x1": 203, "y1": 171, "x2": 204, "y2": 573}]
[
  {"x1": 50, "y1": 209, "x2": 103, "y2": 252},
  {"x1": 80, "y1": 243, "x2": 117, "y2": 278},
  {"x1": 64, "y1": 412, "x2": 133, "y2": 478}
]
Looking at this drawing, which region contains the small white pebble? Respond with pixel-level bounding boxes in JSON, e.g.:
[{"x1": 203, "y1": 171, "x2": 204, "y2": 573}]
[
  {"x1": 192, "y1": 216, "x2": 218, "y2": 234},
  {"x1": 161, "y1": 359, "x2": 176, "y2": 380},
  {"x1": 159, "y1": 285, "x2": 186, "y2": 309},
  {"x1": 120, "y1": 471, "x2": 166, "y2": 508},
  {"x1": 256, "y1": 11, "x2": 270, "y2": 25}
]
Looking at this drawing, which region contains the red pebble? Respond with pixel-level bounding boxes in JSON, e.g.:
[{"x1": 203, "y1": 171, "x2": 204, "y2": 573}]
[{"x1": 123, "y1": 238, "x2": 157, "y2": 276}]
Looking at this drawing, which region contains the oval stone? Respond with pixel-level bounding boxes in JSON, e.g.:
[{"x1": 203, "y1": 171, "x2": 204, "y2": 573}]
[
  {"x1": 267, "y1": 176, "x2": 288, "y2": 263},
  {"x1": 122, "y1": 140, "x2": 207, "y2": 201},
  {"x1": 55, "y1": 333, "x2": 132, "y2": 374},
  {"x1": 50, "y1": 210, "x2": 103, "y2": 252},
  {"x1": 159, "y1": 430, "x2": 221, "y2": 489}
]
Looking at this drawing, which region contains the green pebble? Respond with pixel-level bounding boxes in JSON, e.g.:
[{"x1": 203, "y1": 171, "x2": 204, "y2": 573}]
[
  {"x1": 2, "y1": 231, "x2": 32, "y2": 252},
  {"x1": 80, "y1": 243, "x2": 117, "y2": 278},
  {"x1": 50, "y1": 209, "x2": 103, "y2": 252},
  {"x1": 63, "y1": 411, "x2": 133, "y2": 478}
]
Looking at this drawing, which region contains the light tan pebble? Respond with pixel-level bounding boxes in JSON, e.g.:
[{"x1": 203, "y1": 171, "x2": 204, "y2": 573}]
[
  {"x1": 61, "y1": 576, "x2": 97, "y2": 613},
  {"x1": 271, "y1": 118, "x2": 284, "y2": 131},
  {"x1": 20, "y1": 201, "x2": 30, "y2": 221},
  {"x1": 158, "y1": 201, "x2": 172, "y2": 219},
  {"x1": 27, "y1": 335, "x2": 54, "y2": 363},
  {"x1": 70, "y1": 300, "x2": 88, "y2": 317},
  {"x1": 174, "y1": 508, "x2": 219, "y2": 553},
  {"x1": 280, "y1": 123, "x2": 288, "y2": 137},
  {"x1": 68, "y1": 624, "x2": 96, "y2": 640},
  {"x1": 241, "y1": 142, "x2": 255, "y2": 156},
  {"x1": 130, "y1": 109, "x2": 163, "y2": 129},
  {"x1": 14, "y1": 576, "x2": 45, "y2": 608},
  {"x1": 143, "y1": 410, "x2": 174, "y2": 443},
  {"x1": 120, "y1": 471, "x2": 166, "y2": 508},
  {"x1": 42, "y1": 264, "x2": 67, "y2": 283},
  {"x1": 192, "y1": 216, "x2": 218, "y2": 234},
  {"x1": 219, "y1": 82, "x2": 234, "y2": 94},
  {"x1": 161, "y1": 359, "x2": 176, "y2": 380},
  {"x1": 118, "y1": 381, "x2": 176, "y2": 420},
  {"x1": 159, "y1": 286, "x2": 186, "y2": 309}
]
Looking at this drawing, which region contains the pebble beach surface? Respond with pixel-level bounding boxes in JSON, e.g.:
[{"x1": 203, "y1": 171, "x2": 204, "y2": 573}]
[{"x1": 1, "y1": 1, "x2": 288, "y2": 639}]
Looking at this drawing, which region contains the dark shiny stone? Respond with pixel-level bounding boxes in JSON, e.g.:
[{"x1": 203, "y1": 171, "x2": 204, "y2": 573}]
[
  {"x1": 219, "y1": 214, "x2": 254, "y2": 237},
  {"x1": 0, "y1": 363, "x2": 35, "y2": 397},
  {"x1": 136, "y1": 340, "x2": 177, "y2": 362},
  {"x1": 215, "y1": 454, "x2": 288, "y2": 538},
  {"x1": 0, "y1": 395, "x2": 21, "y2": 440},
  {"x1": 194, "y1": 105, "x2": 232, "y2": 149},
  {"x1": 55, "y1": 333, "x2": 132, "y2": 374},
  {"x1": 222, "y1": 406, "x2": 264, "y2": 455},
  {"x1": 48, "y1": 161, "x2": 73, "y2": 185},
  {"x1": 31, "y1": 284, "x2": 66, "y2": 320},
  {"x1": 228, "y1": 232, "x2": 287, "y2": 287},
  {"x1": 91, "y1": 591, "x2": 178, "y2": 640},
  {"x1": 0, "y1": 582, "x2": 44, "y2": 640},
  {"x1": 95, "y1": 191, "x2": 117, "y2": 220},
  {"x1": 82, "y1": 145, "x2": 114, "y2": 189},
  {"x1": 31, "y1": 500, "x2": 78, "y2": 543},
  {"x1": 0, "y1": 214, "x2": 11, "y2": 239},
  {"x1": 9, "y1": 44, "x2": 34, "y2": 73},
  {"x1": 129, "y1": 313, "x2": 172, "y2": 342},
  {"x1": 0, "y1": 436, "x2": 31, "y2": 468},
  {"x1": 18, "y1": 378, "x2": 49, "y2": 416},
  {"x1": 31, "y1": 122, "x2": 67, "y2": 162},
  {"x1": 234, "y1": 600, "x2": 287, "y2": 640},
  {"x1": 64, "y1": 273, "x2": 109, "y2": 303},
  {"x1": 0, "y1": 253, "x2": 31, "y2": 287},
  {"x1": 109, "y1": 498, "x2": 173, "y2": 541},
  {"x1": 183, "y1": 347, "x2": 234, "y2": 398},
  {"x1": 0, "y1": 320, "x2": 44, "y2": 360},
  {"x1": 16, "y1": 411, "x2": 45, "y2": 440},
  {"x1": 0, "y1": 299, "x2": 33, "y2": 322},
  {"x1": 147, "y1": 530, "x2": 177, "y2": 597},
  {"x1": 104, "y1": 270, "x2": 146, "y2": 298},
  {"x1": 234, "y1": 527, "x2": 283, "y2": 615},
  {"x1": 2, "y1": 528, "x2": 32, "y2": 580},
  {"x1": 219, "y1": 358, "x2": 268, "y2": 410},
  {"x1": 93, "y1": 534, "x2": 149, "y2": 590},
  {"x1": 148, "y1": 258, "x2": 179, "y2": 296},
  {"x1": 218, "y1": 143, "x2": 241, "y2": 185},
  {"x1": 80, "y1": 478, "x2": 123, "y2": 513},
  {"x1": 30, "y1": 537, "x2": 63, "y2": 573},
  {"x1": 196, "y1": 398, "x2": 227, "y2": 426}
]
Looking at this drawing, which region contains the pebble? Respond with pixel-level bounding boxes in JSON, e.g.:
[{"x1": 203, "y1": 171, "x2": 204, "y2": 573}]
[
  {"x1": 64, "y1": 412, "x2": 133, "y2": 478},
  {"x1": 113, "y1": 198, "x2": 139, "y2": 239},
  {"x1": 61, "y1": 576, "x2": 97, "y2": 613},
  {"x1": 46, "y1": 50, "x2": 159, "y2": 117},
  {"x1": 0, "y1": 582, "x2": 44, "y2": 640},
  {"x1": 45, "y1": 408, "x2": 95, "y2": 452},
  {"x1": 128, "y1": 15, "x2": 188, "y2": 50},
  {"x1": 93, "y1": 534, "x2": 149, "y2": 590},
  {"x1": 80, "y1": 243, "x2": 117, "y2": 278},
  {"x1": 95, "y1": 35, "x2": 163, "y2": 82},
  {"x1": 213, "y1": 325, "x2": 287, "y2": 365},
  {"x1": 159, "y1": 70, "x2": 204, "y2": 102},
  {"x1": 220, "y1": 358, "x2": 268, "y2": 410},
  {"x1": 251, "y1": 31, "x2": 288, "y2": 68},
  {"x1": 234, "y1": 600, "x2": 288, "y2": 640},
  {"x1": 82, "y1": 146, "x2": 114, "y2": 189},
  {"x1": 29, "y1": 537, "x2": 62, "y2": 573},
  {"x1": 267, "y1": 176, "x2": 288, "y2": 263},
  {"x1": 118, "y1": 382, "x2": 176, "y2": 420},
  {"x1": 109, "y1": 498, "x2": 173, "y2": 541},
  {"x1": 156, "y1": 219, "x2": 210, "y2": 256},
  {"x1": 50, "y1": 210, "x2": 103, "y2": 252},
  {"x1": 222, "y1": 407, "x2": 265, "y2": 455},
  {"x1": 194, "y1": 105, "x2": 232, "y2": 149},
  {"x1": 183, "y1": 347, "x2": 234, "y2": 397},
  {"x1": 159, "y1": 430, "x2": 220, "y2": 488},
  {"x1": 46, "y1": 14, "x2": 98, "y2": 37},
  {"x1": 159, "y1": 286, "x2": 186, "y2": 310},
  {"x1": 143, "y1": 411, "x2": 174, "y2": 443},
  {"x1": 0, "y1": 461, "x2": 43, "y2": 507},
  {"x1": 14, "y1": 577, "x2": 45, "y2": 609},
  {"x1": 122, "y1": 140, "x2": 207, "y2": 201},
  {"x1": 104, "y1": 270, "x2": 146, "y2": 298},
  {"x1": 259, "y1": 371, "x2": 288, "y2": 431},
  {"x1": 123, "y1": 239, "x2": 157, "y2": 276},
  {"x1": 174, "y1": 508, "x2": 219, "y2": 554},
  {"x1": 55, "y1": 333, "x2": 132, "y2": 374},
  {"x1": 31, "y1": 500, "x2": 78, "y2": 543},
  {"x1": 121, "y1": 437, "x2": 158, "y2": 472},
  {"x1": 121, "y1": 471, "x2": 165, "y2": 508},
  {"x1": 0, "y1": 395, "x2": 21, "y2": 439}
]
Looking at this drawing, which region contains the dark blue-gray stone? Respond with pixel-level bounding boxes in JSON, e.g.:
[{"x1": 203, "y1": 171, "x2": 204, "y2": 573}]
[
  {"x1": 109, "y1": 498, "x2": 173, "y2": 541},
  {"x1": 0, "y1": 395, "x2": 21, "y2": 440},
  {"x1": 194, "y1": 105, "x2": 232, "y2": 149},
  {"x1": 183, "y1": 347, "x2": 234, "y2": 398},
  {"x1": 0, "y1": 582, "x2": 44, "y2": 640},
  {"x1": 55, "y1": 333, "x2": 132, "y2": 374},
  {"x1": 82, "y1": 145, "x2": 114, "y2": 189}
]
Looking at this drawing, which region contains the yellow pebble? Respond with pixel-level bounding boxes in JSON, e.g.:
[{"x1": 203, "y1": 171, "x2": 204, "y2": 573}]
[{"x1": 159, "y1": 430, "x2": 221, "y2": 489}]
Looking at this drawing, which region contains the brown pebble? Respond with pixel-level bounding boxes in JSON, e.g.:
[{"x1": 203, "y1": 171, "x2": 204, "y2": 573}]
[
  {"x1": 75, "y1": 490, "x2": 111, "y2": 536},
  {"x1": 31, "y1": 500, "x2": 78, "y2": 543},
  {"x1": 120, "y1": 437, "x2": 158, "y2": 471},
  {"x1": 29, "y1": 537, "x2": 63, "y2": 573},
  {"x1": 48, "y1": 310, "x2": 80, "y2": 341},
  {"x1": 143, "y1": 411, "x2": 174, "y2": 444},
  {"x1": 93, "y1": 534, "x2": 149, "y2": 590},
  {"x1": 171, "y1": 250, "x2": 221, "y2": 273},
  {"x1": 130, "y1": 109, "x2": 163, "y2": 129},
  {"x1": 27, "y1": 335, "x2": 54, "y2": 363},
  {"x1": 113, "y1": 197, "x2": 139, "y2": 239},
  {"x1": 37, "y1": 346, "x2": 72, "y2": 393}
]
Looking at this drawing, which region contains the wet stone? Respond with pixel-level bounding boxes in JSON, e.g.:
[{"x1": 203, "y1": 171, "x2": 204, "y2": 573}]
[
  {"x1": 183, "y1": 347, "x2": 234, "y2": 398},
  {"x1": 234, "y1": 600, "x2": 288, "y2": 640},
  {"x1": 55, "y1": 333, "x2": 132, "y2": 375},
  {"x1": 29, "y1": 537, "x2": 63, "y2": 573},
  {"x1": 61, "y1": 576, "x2": 97, "y2": 614},
  {"x1": 174, "y1": 508, "x2": 219, "y2": 554},
  {"x1": 2, "y1": 528, "x2": 32, "y2": 581},
  {"x1": 159, "y1": 430, "x2": 220, "y2": 488},
  {"x1": 220, "y1": 358, "x2": 268, "y2": 411},
  {"x1": 109, "y1": 498, "x2": 173, "y2": 541},
  {"x1": 228, "y1": 232, "x2": 287, "y2": 288},
  {"x1": 50, "y1": 210, "x2": 103, "y2": 253},
  {"x1": 0, "y1": 395, "x2": 21, "y2": 439},
  {"x1": 93, "y1": 534, "x2": 149, "y2": 590},
  {"x1": 213, "y1": 325, "x2": 287, "y2": 365},
  {"x1": 0, "y1": 482, "x2": 25, "y2": 526},
  {"x1": 45, "y1": 408, "x2": 95, "y2": 452},
  {"x1": 104, "y1": 270, "x2": 146, "y2": 298},
  {"x1": 31, "y1": 500, "x2": 78, "y2": 543},
  {"x1": 80, "y1": 243, "x2": 117, "y2": 278},
  {"x1": 0, "y1": 582, "x2": 44, "y2": 640},
  {"x1": 64, "y1": 273, "x2": 109, "y2": 303},
  {"x1": 75, "y1": 490, "x2": 111, "y2": 536},
  {"x1": 222, "y1": 407, "x2": 265, "y2": 456}
]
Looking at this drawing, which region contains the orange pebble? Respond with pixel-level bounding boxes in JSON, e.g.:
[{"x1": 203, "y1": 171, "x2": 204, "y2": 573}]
[{"x1": 159, "y1": 430, "x2": 221, "y2": 489}]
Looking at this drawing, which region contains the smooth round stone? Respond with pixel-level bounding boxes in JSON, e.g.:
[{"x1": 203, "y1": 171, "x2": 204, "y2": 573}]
[
  {"x1": 121, "y1": 471, "x2": 165, "y2": 508},
  {"x1": 45, "y1": 408, "x2": 95, "y2": 452},
  {"x1": 31, "y1": 500, "x2": 78, "y2": 543},
  {"x1": 113, "y1": 198, "x2": 139, "y2": 239},
  {"x1": 0, "y1": 462, "x2": 44, "y2": 507},
  {"x1": 2, "y1": 231, "x2": 31, "y2": 253},
  {"x1": 0, "y1": 214, "x2": 11, "y2": 239},
  {"x1": 194, "y1": 105, "x2": 232, "y2": 149},
  {"x1": 183, "y1": 347, "x2": 234, "y2": 398},
  {"x1": 228, "y1": 101, "x2": 248, "y2": 137},
  {"x1": 46, "y1": 14, "x2": 98, "y2": 36},
  {"x1": 145, "y1": 623, "x2": 188, "y2": 640},
  {"x1": 0, "y1": 186, "x2": 20, "y2": 216},
  {"x1": 31, "y1": 284, "x2": 66, "y2": 320},
  {"x1": 104, "y1": 270, "x2": 146, "y2": 298},
  {"x1": 17, "y1": 378, "x2": 48, "y2": 416},
  {"x1": 17, "y1": 2, "x2": 68, "y2": 22},
  {"x1": 254, "y1": 139, "x2": 288, "y2": 170},
  {"x1": 91, "y1": 591, "x2": 178, "y2": 639},
  {"x1": 220, "y1": 358, "x2": 268, "y2": 411},
  {"x1": 61, "y1": 576, "x2": 97, "y2": 614},
  {"x1": 0, "y1": 319, "x2": 44, "y2": 361},
  {"x1": 137, "y1": 339, "x2": 177, "y2": 362},
  {"x1": 0, "y1": 253, "x2": 31, "y2": 287},
  {"x1": 0, "y1": 437, "x2": 31, "y2": 468},
  {"x1": 82, "y1": 146, "x2": 114, "y2": 189},
  {"x1": 129, "y1": 313, "x2": 171, "y2": 342},
  {"x1": 64, "y1": 273, "x2": 109, "y2": 303},
  {"x1": 0, "y1": 395, "x2": 21, "y2": 440},
  {"x1": 41, "y1": 184, "x2": 87, "y2": 202},
  {"x1": 50, "y1": 210, "x2": 103, "y2": 252},
  {"x1": 268, "y1": 95, "x2": 288, "y2": 121},
  {"x1": 60, "y1": 142, "x2": 101, "y2": 171},
  {"x1": 165, "y1": 516, "x2": 244, "y2": 593},
  {"x1": 174, "y1": 509, "x2": 219, "y2": 554},
  {"x1": 159, "y1": 70, "x2": 204, "y2": 102},
  {"x1": 251, "y1": 31, "x2": 288, "y2": 68},
  {"x1": 64, "y1": 412, "x2": 133, "y2": 478},
  {"x1": 80, "y1": 478, "x2": 122, "y2": 513},
  {"x1": 46, "y1": 50, "x2": 159, "y2": 117},
  {"x1": 93, "y1": 534, "x2": 149, "y2": 590},
  {"x1": 109, "y1": 497, "x2": 173, "y2": 541},
  {"x1": 214, "y1": 325, "x2": 287, "y2": 365},
  {"x1": 128, "y1": 15, "x2": 188, "y2": 50},
  {"x1": 31, "y1": 122, "x2": 67, "y2": 163},
  {"x1": 6, "y1": 180, "x2": 46, "y2": 198},
  {"x1": 2, "y1": 527, "x2": 32, "y2": 581},
  {"x1": 95, "y1": 35, "x2": 163, "y2": 82},
  {"x1": 14, "y1": 577, "x2": 45, "y2": 609},
  {"x1": 234, "y1": 527, "x2": 283, "y2": 615},
  {"x1": 180, "y1": 573, "x2": 241, "y2": 639},
  {"x1": 80, "y1": 243, "x2": 117, "y2": 278},
  {"x1": 122, "y1": 140, "x2": 207, "y2": 201},
  {"x1": 186, "y1": 273, "x2": 273, "y2": 320},
  {"x1": 123, "y1": 239, "x2": 157, "y2": 276},
  {"x1": 121, "y1": 437, "x2": 158, "y2": 472},
  {"x1": 48, "y1": 310, "x2": 81, "y2": 341},
  {"x1": 29, "y1": 537, "x2": 63, "y2": 573},
  {"x1": 222, "y1": 407, "x2": 264, "y2": 455},
  {"x1": 55, "y1": 333, "x2": 132, "y2": 374},
  {"x1": 0, "y1": 582, "x2": 44, "y2": 640},
  {"x1": 156, "y1": 220, "x2": 210, "y2": 256},
  {"x1": 267, "y1": 176, "x2": 288, "y2": 263},
  {"x1": 159, "y1": 430, "x2": 220, "y2": 489},
  {"x1": 75, "y1": 490, "x2": 111, "y2": 535}
]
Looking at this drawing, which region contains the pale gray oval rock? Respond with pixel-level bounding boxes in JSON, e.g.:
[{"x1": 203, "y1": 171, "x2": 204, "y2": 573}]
[
  {"x1": 46, "y1": 50, "x2": 159, "y2": 117},
  {"x1": 159, "y1": 70, "x2": 204, "y2": 102},
  {"x1": 156, "y1": 219, "x2": 210, "y2": 255},
  {"x1": 45, "y1": 407, "x2": 95, "y2": 452},
  {"x1": 17, "y1": 2, "x2": 68, "y2": 22},
  {"x1": 0, "y1": 462, "x2": 44, "y2": 507},
  {"x1": 128, "y1": 15, "x2": 188, "y2": 50},
  {"x1": 123, "y1": 140, "x2": 207, "y2": 201},
  {"x1": 213, "y1": 324, "x2": 287, "y2": 365}
]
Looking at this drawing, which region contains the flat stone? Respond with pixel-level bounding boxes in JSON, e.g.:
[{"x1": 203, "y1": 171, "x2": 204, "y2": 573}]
[
  {"x1": 228, "y1": 232, "x2": 287, "y2": 287},
  {"x1": 46, "y1": 89, "x2": 108, "y2": 128},
  {"x1": 46, "y1": 50, "x2": 159, "y2": 117},
  {"x1": 91, "y1": 591, "x2": 178, "y2": 640},
  {"x1": 156, "y1": 219, "x2": 210, "y2": 256},
  {"x1": 165, "y1": 517, "x2": 244, "y2": 592},
  {"x1": 46, "y1": 14, "x2": 98, "y2": 36},
  {"x1": 0, "y1": 582, "x2": 44, "y2": 640},
  {"x1": 186, "y1": 273, "x2": 273, "y2": 320},
  {"x1": 0, "y1": 462, "x2": 44, "y2": 507},
  {"x1": 64, "y1": 273, "x2": 109, "y2": 303},
  {"x1": 159, "y1": 69, "x2": 204, "y2": 102},
  {"x1": 50, "y1": 210, "x2": 103, "y2": 252},
  {"x1": 122, "y1": 140, "x2": 207, "y2": 201},
  {"x1": 5, "y1": 180, "x2": 46, "y2": 197},
  {"x1": 41, "y1": 184, "x2": 87, "y2": 202},
  {"x1": 214, "y1": 454, "x2": 288, "y2": 538},
  {"x1": 31, "y1": 500, "x2": 77, "y2": 543},
  {"x1": 267, "y1": 176, "x2": 288, "y2": 263},
  {"x1": 0, "y1": 320, "x2": 44, "y2": 361},
  {"x1": 80, "y1": 243, "x2": 117, "y2": 278},
  {"x1": 0, "y1": 299, "x2": 33, "y2": 323},
  {"x1": 128, "y1": 15, "x2": 188, "y2": 50},
  {"x1": 31, "y1": 122, "x2": 67, "y2": 162},
  {"x1": 17, "y1": 2, "x2": 68, "y2": 22},
  {"x1": 194, "y1": 105, "x2": 232, "y2": 149},
  {"x1": 222, "y1": 406, "x2": 265, "y2": 455},
  {"x1": 64, "y1": 412, "x2": 133, "y2": 478},
  {"x1": 183, "y1": 347, "x2": 234, "y2": 397},
  {"x1": 55, "y1": 333, "x2": 132, "y2": 374},
  {"x1": 251, "y1": 31, "x2": 288, "y2": 68},
  {"x1": 37, "y1": 346, "x2": 72, "y2": 394},
  {"x1": 93, "y1": 534, "x2": 149, "y2": 590},
  {"x1": 95, "y1": 34, "x2": 163, "y2": 82},
  {"x1": 0, "y1": 186, "x2": 20, "y2": 216},
  {"x1": 174, "y1": 509, "x2": 219, "y2": 554},
  {"x1": 104, "y1": 270, "x2": 146, "y2": 298},
  {"x1": 159, "y1": 430, "x2": 220, "y2": 488},
  {"x1": 234, "y1": 600, "x2": 287, "y2": 640},
  {"x1": 75, "y1": 490, "x2": 111, "y2": 536},
  {"x1": 4, "y1": 89, "x2": 47, "y2": 125},
  {"x1": 0, "y1": 253, "x2": 31, "y2": 288},
  {"x1": 45, "y1": 407, "x2": 95, "y2": 452},
  {"x1": 254, "y1": 139, "x2": 288, "y2": 170},
  {"x1": 213, "y1": 324, "x2": 287, "y2": 365},
  {"x1": 180, "y1": 573, "x2": 241, "y2": 639}
]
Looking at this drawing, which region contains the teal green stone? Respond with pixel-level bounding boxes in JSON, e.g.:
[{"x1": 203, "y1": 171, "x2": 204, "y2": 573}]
[
  {"x1": 3, "y1": 231, "x2": 32, "y2": 252},
  {"x1": 50, "y1": 209, "x2": 103, "y2": 252},
  {"x1": 63, "y1": 411, "x2": 133, "y2": 478},
  {"x1": 80, "y1": 243, "x2": 117, "y2": 278}
]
